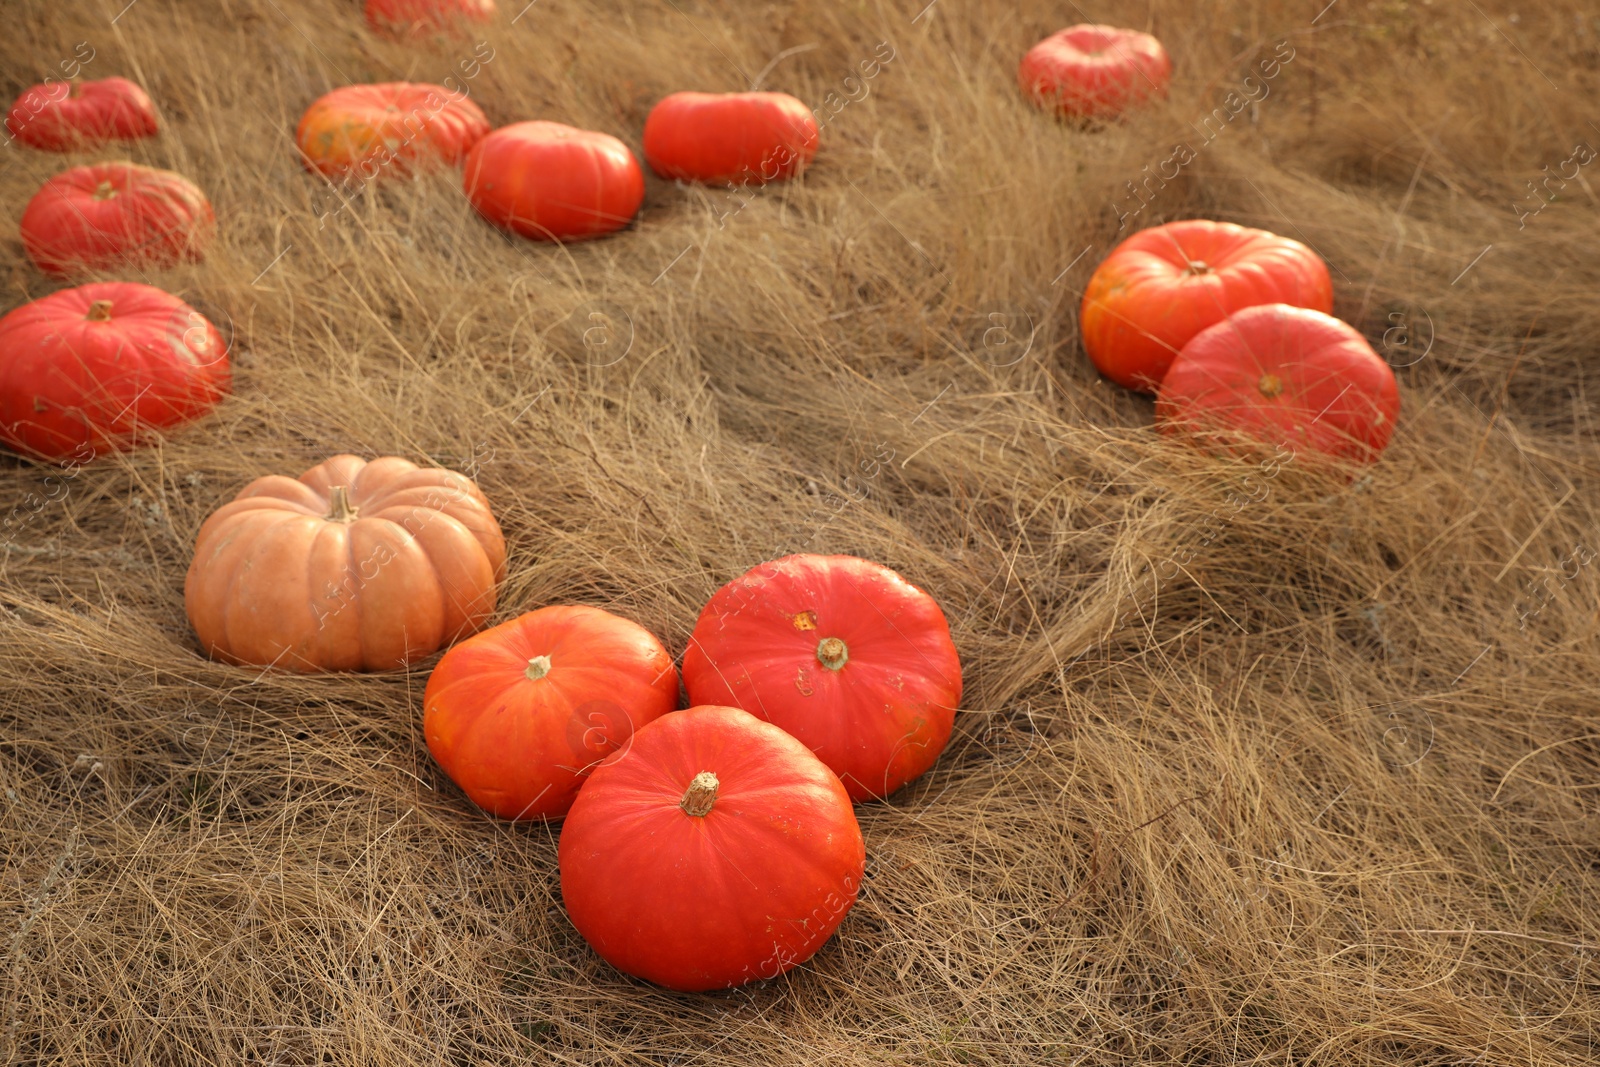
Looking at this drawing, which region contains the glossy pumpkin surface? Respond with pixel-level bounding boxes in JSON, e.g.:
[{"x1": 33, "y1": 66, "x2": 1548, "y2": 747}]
[
  {"x1": 0, "y1": 282, "x2": 228, "y2": 460},
  {"x1": 423, "y1": 605, "x2": 680, "y2": 821},
  {"x1": 4, "y1": 77, "x2": 158, "y2": 151},
  {"x1": 296, "y1": 83, "x2": 490, "y2": 180},
  {"x1": 1019, "y1": 24, "x2": 1171, "y2": 120},
  {"x1": 682, "y1": 554, "x2": 962, "y2": 801},
  {"x1": 464, "y1": 121, "x2": 645, "y2": 242},
  {"x1": 559, "y1": 704, "x2": 866, "y2": 991},
  {"x1": 1156, "y1": 303, "x2": 1401, "y2": 465},
  {"x1": 643, "y1": 91, "x2": 819, "y2": 184},
  {"x1": 21, "y1": 162, "x2": 215, "y2": 278},
  {"x1": 184, "y1": 455, "x2": 506, "y2": 672},
  {"x1": 365, "y1": 0, "x2": 495, "y2": 38},
  {"x1": 1080, "y1": 219, "x2": 1334, "y2": 392}
]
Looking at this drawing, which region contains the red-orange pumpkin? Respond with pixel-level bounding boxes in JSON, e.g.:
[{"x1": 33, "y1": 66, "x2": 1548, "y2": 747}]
[
  {"x1": 184, "y1": 455, "x2": 506, "y2": 672},
  {"x1": 296, "y1": 83, "x2": 490, "y2": 180},
  {"x1": 423, "y1": 605, "x2": 680, "y2": 821},
  {"x1": 4, "y1": 77, "x2": 157, "y2": 151},
  {"x1": 1156, "y1": 303, "x2": 1401, "y2": 465},
  {"x1": 365, "y1": 0, "x2": 495, "y2": 38},
  {"x1": 643, "y1": 91, "x2": 818, "y2": 184},
  {"x1": 559, "y1": 704, "x2": 866, "y2": 991},
  {"x1": 464, "y1": 121, "x2": 645, "y2": 242},
  {"x1": 1080, "y1": 220, "x2": 1334, "y2": 392},
  {"x1": 20, "y1": 162, "x2": 215, "y2": 278},
  {"x1": 682, "y1": 554, "x2": 962, "y2": 801},
  {"x1": 0, "y1": 282, "x2": 228, "y2": 460},
  {"x1": 1019, "y1": 24, "x2": 1171, "y2": 120}
]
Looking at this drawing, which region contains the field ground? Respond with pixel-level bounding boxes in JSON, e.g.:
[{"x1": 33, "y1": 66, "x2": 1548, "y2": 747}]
[{"x1": 3, "y1": 1, "x2": 1600, "y2": 1064}]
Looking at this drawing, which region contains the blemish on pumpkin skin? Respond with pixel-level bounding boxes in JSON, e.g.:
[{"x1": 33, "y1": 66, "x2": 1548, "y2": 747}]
[
  {"x1": 792, "y1": 610, "x2": 817, "y2": 631},
  {"x1": 794, "y1": 665, "x2": 814, "y2": 696}
]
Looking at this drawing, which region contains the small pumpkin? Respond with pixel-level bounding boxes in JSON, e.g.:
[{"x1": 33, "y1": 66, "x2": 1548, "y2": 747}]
[
  {"x1": 184, "y1": 455, "x2": 506, "y2": 672},
  {"x1": 1019, "y1": 24, "x2": 1172, "y2": 120},
  {"x1": 4, "y1": 76, "x2": 158, "y2": 151},
  {"x1": 365, "y1": 0, "x2": 495, "y2": 39},
  {"x1": 1156, "y1": 303, "x2": 1401, "y2": 465},
  {"x1": 464, "y1": 121, "x2": 645, "y2": 242},
  {"x1": 296, "y1": 83, "x2": 490, "y2": 180},
  {"x1": 0, "y1": 282, "x2": 228, "y2": 460},
  {"x1": 1080, "y1": 220, "x2": 1334, "y2": 392},
  {"x1": 21, "y1": 162, "x2": 215, "y2": 278},
  {"x1": 682, "y1": 554, "x2": 962, "y2": 801},
  {"x1": 423, "y1": 605, "x2": 680, "y2": 821},
  {"x1": 559, "y1": 704, "x2": 866, "y2": 992},
  {"x1": 642, "y1": 91, "x2": 818, "y2": 184}
]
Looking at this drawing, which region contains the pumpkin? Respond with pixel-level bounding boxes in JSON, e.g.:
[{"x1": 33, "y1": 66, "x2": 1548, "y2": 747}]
[
  {"x1": 1080, "y1": 220, "x2": 1334, "y2": 392},
  {"x1": 1156, "y1": 303, "x2": 1401, "y2": 465},
  {"x1": 1019, "y1": 24, "x2": 1172, "y2": 120},
  {"x1": 0, "y1": 282, "x2": 228, "y2": 460},
  {"x1": 559, "y1": 704, "x2": 866, "y2": 991},
  {"x1": 296, "y1": 83, "x2": 490, "y2": 180},
  {"x1": 464, "y1": 121, "x2": 645, "y2": 242},
  {"x1": 4, "y1": 76, "x2": 158, "y2": 151},
  {"x1": 423, "y1": 605, "x2": 680, "y2": 821},
  {"x1": 184, "y1": 455, "x2": 506, "y2": 672},
  {"x1": 20, "y1": 162, "x2": 215, "y2": 278},
  {"x1": 365, "y1": 0, "x2": 495, "y2": 38},
  {"x1": 682, "y1": 554, "x2": 962, "y2": 801},
  {"x1": 642, "y1": 91, "x2": 818, "y2": 184}
]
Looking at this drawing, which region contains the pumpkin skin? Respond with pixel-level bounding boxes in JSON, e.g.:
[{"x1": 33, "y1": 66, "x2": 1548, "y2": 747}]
[
  {"x1": 423, "y1": 605, "x2": 680, "y2": 821},
  {"x1": 1080, "y1": 220, "x2": 1334, "y2": 392},
  {"x1": 20, "y1": 162, "x2": 215, "y2": 278},
  {"x1": 184, "y1": 455, "x2": 506, "y2": 673},
  {"x1": 1156, "y1": 303, "x2": 1401, "y2": 465},
  {"x1": 1019, "y1": 25, "x2": 1172, "y2": 120},
  {"x1": 559, "y1": 704, "x2": 866, "y2": 992},
  {"x1": 0, "y1": 282, "x2": 228, "y2": 460},
  {"x1": 365, "y1": 0, "x2": 495, "y2": 39},
  {"x1": 643, "y1": 91, "x2": 819, "y2": 184},
  {"x1": 4, "y1": 77, "x2": 158, "y2": 152},
  {"x1": 464, "y1": 121, "x2": 645, "y2": 242},
  {"x1": 682, "y1": 554, "x2": 962, "y2": 801},
  {"x1": 296, "y1": 83, "x2": 490, "y2": 180}
]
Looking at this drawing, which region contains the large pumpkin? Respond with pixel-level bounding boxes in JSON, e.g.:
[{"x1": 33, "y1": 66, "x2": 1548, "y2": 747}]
[
  {"x1": 296, "y1": 83, "x2": 490, "y2": 180},
  {"x1": 423, "y1": 605, "x2": 680, "y2": 821},
  {"x1": 464, "y1": 121, "x2": 645, "y2": 242},
  {"x1": 1156, "y1": 303, "x2": 1401, "y2": 465},
  {"x1": 365, "y1": 0, "x2": 495, "y2": 38},
  {"x1": 4, "y1": 77, "x2": 158, "y2": 151},
  {"x1": 184, "y1": 455, "x2": 506, "y2": 672},
  {"x1": 20, "y1": 162, "x2": 215, "y2": 278},
  {"x1": 0, "y1": 282, "x2": 228, "y2": 460},
  {"x1": 642, "y1": 91, "x2": 818, "y2": 184},
  {"x1": 1019, "y1": 24, "x2": 1172, "y2": 120},
  {"x1": 1080, "y1": 220, "x2": 1334, "y2": 392},
  {"x1": 559, "y1": 704, "x2": 866, "y2": 991},
  {"x1": 682, "y1": 554, "x2": 962, "y2": 801}
]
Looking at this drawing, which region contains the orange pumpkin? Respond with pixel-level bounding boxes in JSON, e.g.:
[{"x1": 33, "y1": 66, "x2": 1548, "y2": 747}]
[
  {"x1": 423, "y1": 605, "x2": 680, "y2": 821},
  {"x1": 184, "y1": 455, "x2": 506, "y2": 672},
  {"x1": 295, "y1": 83, "x2": 489, "y2": 181}
]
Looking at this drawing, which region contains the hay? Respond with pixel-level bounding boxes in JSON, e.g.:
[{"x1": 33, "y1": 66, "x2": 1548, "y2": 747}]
[{"x1": 3, "y1": 1, "x2": 1599, "y2": 1063}]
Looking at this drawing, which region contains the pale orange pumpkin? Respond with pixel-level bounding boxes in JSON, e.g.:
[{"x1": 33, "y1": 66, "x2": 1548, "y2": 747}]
[{"x1": 184, "y1": 455, "x2": 506, "y2": 672}]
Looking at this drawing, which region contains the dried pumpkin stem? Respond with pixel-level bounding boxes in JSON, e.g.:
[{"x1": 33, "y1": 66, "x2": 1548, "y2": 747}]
[
  {"x1": 524, "y1": 655, "x2": 551, "y2": 681},
  {"x1": 1186, "y1": 260, "x2": 1211, "y2": 275},
  {"x1": 816, "y1": 637, "x2": 849, "y2": 671},
  {"x1": 1257, "y1": 373, "x2": 1285, "y2": 399},
  {"x1": 92, "y1": 181, "x2": 117, "y2": 201},
  {"x1": 85, "y1": 300, "x2": 114, "y2": 322},
  {"x1": 679, "y1": 771, "x2": 719, "y2": 817},
  {"x1": 325, "y1": 485, "x2": 359, "y2": 523}
]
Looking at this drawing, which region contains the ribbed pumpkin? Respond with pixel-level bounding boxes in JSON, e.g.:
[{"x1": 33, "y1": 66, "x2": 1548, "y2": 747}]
[
  {"x1": 21, "y1": 162, "x2": 215, "y2": 277},
  {"x1": 365, "y1": 0, "x2": 495, "y2": 39},
  {"x1": 4, "y1": 77, "x2": 158, "y2": 151},
  {"x1": 1019, "y1": 24, "x2": 1172, "y2": 120},
  {"x1": 642, "y1": 91, "x2": 818, "y2": 184},
  {"x1": 464, "y1": 121, "x2": 645, "y2": 242},
  {"x1": 184, "y1": 455, "x2": 506, "y2": 672},
  {"x1": 295, "y1": 83, "x2": 489, "y2": 180}
]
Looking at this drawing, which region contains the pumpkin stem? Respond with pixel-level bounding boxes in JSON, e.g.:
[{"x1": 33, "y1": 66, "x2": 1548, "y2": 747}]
[
  {"x1": 524, "y1": 655, "x2": 552, "y2": 681},
  {"x1": 816, "y1": 637, "x2": 849, "y2": 671},
  {"x1": 679, "y1": 771, "x2": 719, "y2": 818},
  {"x1": 1257, "y1": 373, "x2": 1285, "y2": 399},
  {"x1": 92, "y1": 180, "x2": 117, "y2": 201},
  {"x1": 85, "y1": 300, "x2": 114, "y2": 322},
  {"x1": 1186, "y1": 260, "x2": 1211, "y2": 275},
  {"x1": 325, "y1": 485, "x2": 359, "y2": 523}
]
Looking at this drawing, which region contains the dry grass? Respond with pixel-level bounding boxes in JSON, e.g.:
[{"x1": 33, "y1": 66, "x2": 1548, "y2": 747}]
[{"x1": 3, "y1": 0, "x2": 1600, "y2": 1063}]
